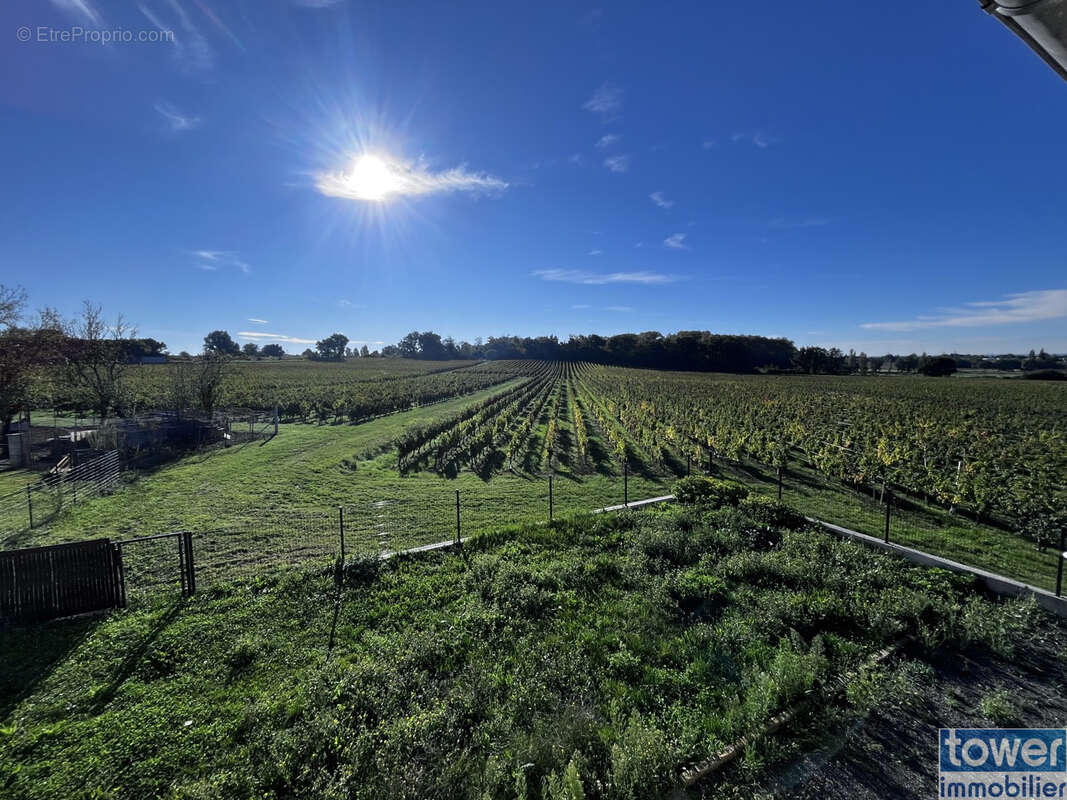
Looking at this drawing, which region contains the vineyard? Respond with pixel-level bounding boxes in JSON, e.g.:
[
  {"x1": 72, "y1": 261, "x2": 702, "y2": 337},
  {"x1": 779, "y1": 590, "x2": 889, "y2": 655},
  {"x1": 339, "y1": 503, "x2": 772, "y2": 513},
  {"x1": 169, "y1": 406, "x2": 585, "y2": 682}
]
[
  {"x1": 378, "y1": 361, "x2": 1065, "y2": 528},
  {"x1": 6, "y1": 359, "x2": 1065, "y2": 591},
  {"x1": 30, "y1": 359, "x2": 528, "y2": 424}
]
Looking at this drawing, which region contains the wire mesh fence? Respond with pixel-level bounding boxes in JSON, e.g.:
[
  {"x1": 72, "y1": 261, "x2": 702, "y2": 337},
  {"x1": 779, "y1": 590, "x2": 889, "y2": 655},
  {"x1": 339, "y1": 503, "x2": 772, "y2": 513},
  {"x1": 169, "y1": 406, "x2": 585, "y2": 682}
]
[
  {"x1": 714, "y1": 455, "x2": 1063, "y2": 593},
  {"x1": 116, "y1": 532, "x2": 186, "y2": 603},
  {"x1": 0, "y1": 450, "x2": 120, "y2": 544},
  {"x1": 3, "y1": 452, "x2": 1062, "y2": 613}
]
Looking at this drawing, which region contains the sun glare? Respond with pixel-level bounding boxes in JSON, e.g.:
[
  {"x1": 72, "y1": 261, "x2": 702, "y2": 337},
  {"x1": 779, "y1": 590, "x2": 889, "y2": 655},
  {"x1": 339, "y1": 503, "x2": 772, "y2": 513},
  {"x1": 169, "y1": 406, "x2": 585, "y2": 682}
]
[{"x1": 344, "y1": 154, "x2": 399, "y2": 201}]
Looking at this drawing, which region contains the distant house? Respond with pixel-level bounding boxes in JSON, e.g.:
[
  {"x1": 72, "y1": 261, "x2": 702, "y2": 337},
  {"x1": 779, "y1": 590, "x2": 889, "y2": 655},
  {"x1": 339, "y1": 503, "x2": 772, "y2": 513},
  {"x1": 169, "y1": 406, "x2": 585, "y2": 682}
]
[{"x1": 128, "y1": 354, "x2": 168, "y2": 365}]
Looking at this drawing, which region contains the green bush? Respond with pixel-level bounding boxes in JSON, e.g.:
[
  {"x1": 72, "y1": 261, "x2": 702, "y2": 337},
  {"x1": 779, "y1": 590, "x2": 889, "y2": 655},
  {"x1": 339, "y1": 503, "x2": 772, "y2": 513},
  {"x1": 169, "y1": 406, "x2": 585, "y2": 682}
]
[
  {"x1": 738, "y1": 494, "x2": 806, "y2": 530},
  {"x1": 609, "y1": 714, "x2": 677, "y2": 800},
  {"x1": 338, "y1": 552, "x2": 381, "y2": 586},
  {"x1": 669, "y1": 569, "x2": 727, "y2": 614},
  {"x1": 673, "y1": 476, "x2": 749, "y2": 507}
]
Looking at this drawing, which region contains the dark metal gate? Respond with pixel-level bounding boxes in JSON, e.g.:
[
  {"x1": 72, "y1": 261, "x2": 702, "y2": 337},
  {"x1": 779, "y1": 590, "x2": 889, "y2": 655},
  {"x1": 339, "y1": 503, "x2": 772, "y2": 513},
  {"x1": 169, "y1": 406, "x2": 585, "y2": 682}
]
[
  {"x1": 0, "y1": 538, "x2": 124, "y2": 623},
  {"x1": 115, "y1": 531, "x2": 195, "y2": 602}
]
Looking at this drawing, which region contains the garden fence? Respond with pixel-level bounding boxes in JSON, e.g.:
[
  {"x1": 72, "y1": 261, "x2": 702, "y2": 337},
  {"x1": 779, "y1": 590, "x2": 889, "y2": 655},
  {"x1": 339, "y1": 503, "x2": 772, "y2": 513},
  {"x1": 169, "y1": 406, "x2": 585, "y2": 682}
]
[{"x1": 2, "y1": 456, "x2": 1064, "y2": 623}]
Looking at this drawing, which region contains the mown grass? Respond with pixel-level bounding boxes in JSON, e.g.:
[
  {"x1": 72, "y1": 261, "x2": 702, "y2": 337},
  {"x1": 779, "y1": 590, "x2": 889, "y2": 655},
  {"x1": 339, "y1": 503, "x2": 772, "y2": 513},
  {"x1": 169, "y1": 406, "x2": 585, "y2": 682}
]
[
  {"x1": 2, "y1": 379, "x2": 670, "y2": 552},
  {"x1": 0, "y1": 502, "x2": 1043, "y2": 799}
]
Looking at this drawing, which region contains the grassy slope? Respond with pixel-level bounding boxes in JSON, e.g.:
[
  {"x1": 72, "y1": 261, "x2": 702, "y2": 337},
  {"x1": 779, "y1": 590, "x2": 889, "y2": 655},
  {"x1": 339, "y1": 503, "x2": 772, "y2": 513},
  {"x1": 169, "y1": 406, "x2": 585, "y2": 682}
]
[
  {"x1": 0, "y1": 504, "x2": 1044, "y2": 800},
  {"x1": 5, "y1": 378, "x2": 670, "y2": 551},
  {"x1": 708, "y1": 457, "x2": 1059, "y2": 591}
]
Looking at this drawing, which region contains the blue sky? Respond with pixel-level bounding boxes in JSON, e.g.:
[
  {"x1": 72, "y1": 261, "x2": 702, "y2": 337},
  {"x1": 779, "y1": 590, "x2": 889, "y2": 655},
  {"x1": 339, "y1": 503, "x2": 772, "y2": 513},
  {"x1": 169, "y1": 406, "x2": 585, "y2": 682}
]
[{"x1": 1, "y1": 0, "x2": 1065, "y2": 356}]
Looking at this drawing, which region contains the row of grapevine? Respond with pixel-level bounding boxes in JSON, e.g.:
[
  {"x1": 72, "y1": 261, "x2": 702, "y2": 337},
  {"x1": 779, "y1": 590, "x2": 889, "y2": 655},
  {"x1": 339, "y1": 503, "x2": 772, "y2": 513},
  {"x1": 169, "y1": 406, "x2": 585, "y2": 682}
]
[
  {"x1": 393, "y1": 363, "x2": 562, "y2": 475},
  {"x1": 576, "y1": 364, "x2": 1066, "y2": 525}
]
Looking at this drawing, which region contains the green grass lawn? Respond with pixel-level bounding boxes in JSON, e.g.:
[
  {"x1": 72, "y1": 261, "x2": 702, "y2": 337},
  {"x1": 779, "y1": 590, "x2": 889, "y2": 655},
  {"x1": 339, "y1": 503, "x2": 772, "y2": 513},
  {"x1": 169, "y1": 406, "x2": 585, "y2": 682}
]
[
  {"x1": 0, "y1": 502, "x2": 1043, "y2": 800},
  {"x1": 2, "y1": 379, "x2": 671, "y2": 558}
]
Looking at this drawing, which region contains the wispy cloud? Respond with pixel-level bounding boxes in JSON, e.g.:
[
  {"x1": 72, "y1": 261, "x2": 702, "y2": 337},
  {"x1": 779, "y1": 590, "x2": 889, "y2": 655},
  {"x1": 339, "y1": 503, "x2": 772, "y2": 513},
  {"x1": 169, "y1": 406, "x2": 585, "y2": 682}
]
[
  {"x1": 533, "y1": 269, "x2": 678, "y2": 285},
  {"x1": 702, "y1": 138, "x2": 716, "y2": 149},
  {"x1": 567, "y1": 153, "x2": 585, "y2": 166},
  {"x1": 595, "y1": 134, "x2": 621, "y2": 149},
  {"x1": 583, "y1": 83, "x2": 623, "y2": 121},
  {"x1": 603, "y1": 154, "x2": 631, "y2": 173},
  {"x1": 154, "y1": 101, "x2": 199, "y2": 133},
  {"x1": 316, "y1": 155, "x2": 507, "y2": 201},
  {"x1": 191, "y1": 250, "x2": 250, "y2": 274},
  {"x1": 588, "y1": 249, "x2": 602, "y2": 256},
  {"x1": 51, "y1": 0, "x2": 103, "y2": 26},
  {"x1": 139, "y1": 0, "x2": 214, "y2": 74},
  {"x1": 247, "y1": 318, "x2": 269, "y2": 324},
  {"x1": 238, "y1": 331, "x2": 316, "y2": 344},
  {"x1": 861, "y1": 289, "x2": 1067, "y2": 332},
  {"x1": 650, "y1": 191, "x2": 674, "y2": 209},
  {"x1": 570, "y1": 303, "x2": 633, "y2": 312},
  {"x1": 664, "y1": 233, "x2": 689, "y2": 250},
  {"x1": 731, "y1": 131, "x2": 780, "y2": 148}
]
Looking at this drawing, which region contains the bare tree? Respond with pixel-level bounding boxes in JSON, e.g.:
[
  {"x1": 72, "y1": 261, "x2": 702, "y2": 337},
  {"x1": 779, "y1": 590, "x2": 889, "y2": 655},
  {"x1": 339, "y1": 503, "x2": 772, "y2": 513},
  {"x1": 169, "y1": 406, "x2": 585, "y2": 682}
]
[
  {"x1": 63, "y1": 302, "x2": 136, "y2": 422},
  {"x1": 0, "y1": 285, "x2": 27, "y2": 330},
  {"x1": 168, "y1": 360, "x2": 194, "y2": 421},
  {"x1": 195, "y1": 353, "x2": 230, "y2": 418}
]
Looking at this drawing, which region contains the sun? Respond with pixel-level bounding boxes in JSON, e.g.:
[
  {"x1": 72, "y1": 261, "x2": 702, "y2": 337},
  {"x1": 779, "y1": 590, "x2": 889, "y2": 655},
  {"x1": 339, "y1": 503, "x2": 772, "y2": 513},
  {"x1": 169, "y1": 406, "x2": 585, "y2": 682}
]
[{"x1": 344, "y1": 154, "x2": 400, "y2": 201}]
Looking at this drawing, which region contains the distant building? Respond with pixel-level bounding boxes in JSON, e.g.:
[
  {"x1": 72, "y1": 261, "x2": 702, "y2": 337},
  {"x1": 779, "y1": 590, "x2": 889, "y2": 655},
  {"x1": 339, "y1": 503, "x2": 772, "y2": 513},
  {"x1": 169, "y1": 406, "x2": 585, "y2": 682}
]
[{"x1": 128, "y1": 354, "x2": 168, "y2": 365}]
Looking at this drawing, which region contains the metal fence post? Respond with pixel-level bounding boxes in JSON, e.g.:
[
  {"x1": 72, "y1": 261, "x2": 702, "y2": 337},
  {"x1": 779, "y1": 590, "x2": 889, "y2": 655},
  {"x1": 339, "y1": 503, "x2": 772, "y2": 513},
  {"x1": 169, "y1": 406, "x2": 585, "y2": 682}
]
[
  {"x1": 177, "y1": 532, "x2": 187, "y2": 596},
  {"x1": 26, "y1": 486, "x2": 33, "y2": 528},
  {"x1": 549, "y1": 475, "x2": 554, "y2": 522},
  {"x1": 455, "y1": 490, "x2": 461, "y2": 546},
  {"x1": 1056, "y1": 530, "x2": 1065, "y2": 597},
  {"x1": 623, "y1": 460, "x2": 629, "y2": 506},
  {"x1": 183, "y1": 531, "x2": 196, "y2": 595},
  {"x1": 884, "y1": 492, "x2": 892, "y2": 544},
  {"x1": 339, "y1": 506, "x2": 346, "y2": 562}
]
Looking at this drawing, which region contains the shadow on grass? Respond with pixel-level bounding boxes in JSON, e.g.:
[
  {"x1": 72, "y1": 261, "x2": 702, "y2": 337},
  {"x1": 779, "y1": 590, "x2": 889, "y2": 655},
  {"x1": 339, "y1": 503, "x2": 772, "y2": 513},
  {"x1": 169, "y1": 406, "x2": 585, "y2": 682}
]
[
  {"x1": 88, "y1": 599, "x2": 185, "y2": 713},
  {"x1": 0, "y1": 613, "x2": 103, "y2": 719}
]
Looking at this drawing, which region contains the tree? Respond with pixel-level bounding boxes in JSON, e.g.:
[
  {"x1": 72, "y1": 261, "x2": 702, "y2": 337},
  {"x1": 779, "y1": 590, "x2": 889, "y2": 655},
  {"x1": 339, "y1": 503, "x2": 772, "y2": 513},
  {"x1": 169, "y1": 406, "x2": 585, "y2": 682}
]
[
  {"x1": 63, "y1": 302, "x2": 136, "y2": 421},
  {"x1": 0, "y1": 285, "x2": 28, "y2": 330},
  {"x1": 203, "y1": 330, "x2": 240, "y2": 356},
  {"x1": 793, "y1": 346, "x2": 827, "y2": 374},
  {"x1": 896, "y1": 354, "x2": 920, "y2": 373},
  {"x1": 315, "y1": 333, "x2": 349, "y2": 361},
  {"x1": 360, "y1": 344, "x2": 370, "y2": 358},
  {"x1": 260, "y1": 343, "x2": 285, "y2": 358},
  {"x1": 301, "y1": 348, "x2": 314, "y2": 359},
  {"x1": 1023, "y1": 348, "x2": 1058, "y2": 371},
  {"x1": 0, "y1": 286, "x2": 64, "y2": 455},
  {"x1": 398, "y1": 331, "x2": 420, "y2": 358},
  {"x1": 242, "y1": 342, "x2": 259, "y2": 359},
  {"x1": 918, "y1": 355, "x2": 957, "y2": 377},
  {"x1": 194, "y1": 353, "x2": 230, "y2": 417}
]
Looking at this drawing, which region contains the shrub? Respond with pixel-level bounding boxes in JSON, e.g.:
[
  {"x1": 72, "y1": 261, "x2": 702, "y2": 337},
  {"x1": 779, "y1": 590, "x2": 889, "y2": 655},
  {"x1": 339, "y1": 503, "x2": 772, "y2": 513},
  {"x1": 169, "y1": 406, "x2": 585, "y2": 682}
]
[
  {"x1": 738, "y1": 494, "x2": 806, "y2": 530},
  {"x1": 673, "y1": 476, "x2": 748, "y2": 507},
  {"x1": 979, "y1": 688, "x2": 1019, "y2": 725},
  {"x1": 669, "y1": 569, "x2": 727, "y2": 614},
  {"x1": 338, "y1": 552, "x2": 380, "y2": 586},
  {"x1": 609, "y1": 714, "x2": 677, "y2": 800}
]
